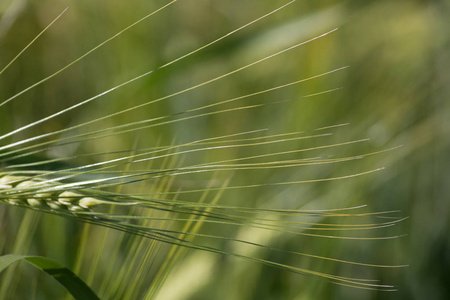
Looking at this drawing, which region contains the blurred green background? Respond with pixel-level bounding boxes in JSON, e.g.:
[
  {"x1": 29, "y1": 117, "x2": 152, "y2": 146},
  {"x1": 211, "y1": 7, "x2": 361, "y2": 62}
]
[{"x1": 0, "y1": 0, "x2": 449, "y2": 299}]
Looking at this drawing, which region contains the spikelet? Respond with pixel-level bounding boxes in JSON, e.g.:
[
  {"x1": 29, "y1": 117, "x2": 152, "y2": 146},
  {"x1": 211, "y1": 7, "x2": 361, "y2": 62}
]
[{"x1": 0, "y1": 174, "x2": 104, "y2": 213}]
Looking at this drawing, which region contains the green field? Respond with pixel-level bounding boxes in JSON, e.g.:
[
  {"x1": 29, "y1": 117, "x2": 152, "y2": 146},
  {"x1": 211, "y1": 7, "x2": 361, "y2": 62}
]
[{"x1": 0, "y1": 0, "x2": 449, "y2": 299}]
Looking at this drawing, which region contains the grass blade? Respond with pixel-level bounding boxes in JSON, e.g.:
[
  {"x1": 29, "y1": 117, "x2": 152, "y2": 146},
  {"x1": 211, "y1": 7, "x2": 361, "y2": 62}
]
[{"x1": 0, "y1": 254, "x2": 99, "y2": 300}]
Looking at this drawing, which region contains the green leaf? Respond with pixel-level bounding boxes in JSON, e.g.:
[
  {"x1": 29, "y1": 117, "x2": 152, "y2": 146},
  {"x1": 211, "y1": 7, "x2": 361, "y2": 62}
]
[{"x1": 0, "y1": 254, "x2": 100, "y2": 300}]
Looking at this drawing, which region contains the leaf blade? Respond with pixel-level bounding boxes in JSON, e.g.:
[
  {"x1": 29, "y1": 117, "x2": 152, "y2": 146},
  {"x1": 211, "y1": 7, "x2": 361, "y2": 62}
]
[{"x1": 0, "y1": 254, "x2": 100, "y2": 300}]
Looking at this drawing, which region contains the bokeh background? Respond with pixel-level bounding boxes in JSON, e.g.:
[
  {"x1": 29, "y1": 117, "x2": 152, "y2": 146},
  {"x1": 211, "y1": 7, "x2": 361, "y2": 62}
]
[{"x1": 0, "y1": 0, "x2": 449, "y2": 299}]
